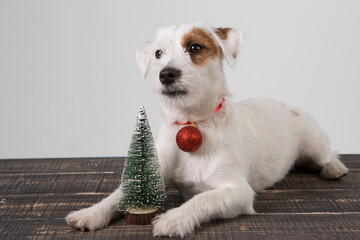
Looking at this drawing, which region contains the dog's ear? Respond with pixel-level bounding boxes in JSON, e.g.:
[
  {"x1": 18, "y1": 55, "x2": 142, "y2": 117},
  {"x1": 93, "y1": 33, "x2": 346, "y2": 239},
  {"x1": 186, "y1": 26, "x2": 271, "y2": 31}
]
[
  {"x1": 213, "y1": 27, "x2": 242, "y2": 67},
  {"x1": 136, "y1": 41, "x2": 152, "y2": 80}
]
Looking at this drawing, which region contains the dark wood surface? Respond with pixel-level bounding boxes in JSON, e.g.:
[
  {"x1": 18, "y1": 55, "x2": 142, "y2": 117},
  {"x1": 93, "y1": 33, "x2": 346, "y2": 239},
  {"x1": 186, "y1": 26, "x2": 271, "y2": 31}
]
[{"x1": 0, "y1": 155, "x2": 359, "y2": 240}]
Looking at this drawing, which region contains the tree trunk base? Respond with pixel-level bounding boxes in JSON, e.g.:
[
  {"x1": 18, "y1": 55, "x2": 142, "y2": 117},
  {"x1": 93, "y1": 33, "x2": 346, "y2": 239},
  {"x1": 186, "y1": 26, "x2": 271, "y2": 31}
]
[{"x1": 124, "y1": 207, "x2": 159, "y2": 225}]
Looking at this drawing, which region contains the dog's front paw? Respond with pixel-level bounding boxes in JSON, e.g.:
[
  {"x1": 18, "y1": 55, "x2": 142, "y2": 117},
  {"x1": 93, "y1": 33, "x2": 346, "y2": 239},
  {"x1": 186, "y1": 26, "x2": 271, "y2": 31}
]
[
  {"x1": 153, "y1": 208, "x2": 197, "y2": 238},
  {"x1": 65, "y1": 205, "x2": 111, "y2": 231}
]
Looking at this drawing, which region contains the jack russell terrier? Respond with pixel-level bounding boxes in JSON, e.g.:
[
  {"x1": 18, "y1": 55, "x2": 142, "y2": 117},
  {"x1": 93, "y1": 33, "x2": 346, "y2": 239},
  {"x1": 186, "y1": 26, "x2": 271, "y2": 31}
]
[{"x1": 66, "y1": 23, "x2": 348, "y2": 237}]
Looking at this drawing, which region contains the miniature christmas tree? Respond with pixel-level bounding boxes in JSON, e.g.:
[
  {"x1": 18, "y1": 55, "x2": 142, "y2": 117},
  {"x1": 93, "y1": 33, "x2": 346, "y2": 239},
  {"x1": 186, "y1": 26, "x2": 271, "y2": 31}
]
[{"x1": 120, "y1": 106, "x2": 165, "y2": 225}]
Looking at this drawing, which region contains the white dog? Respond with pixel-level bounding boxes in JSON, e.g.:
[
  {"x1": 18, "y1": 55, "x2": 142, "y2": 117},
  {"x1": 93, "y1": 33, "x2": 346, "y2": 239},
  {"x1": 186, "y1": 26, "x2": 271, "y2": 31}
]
[{"x1": 66, "y1": 23, "x2": 349, "y2": 237}]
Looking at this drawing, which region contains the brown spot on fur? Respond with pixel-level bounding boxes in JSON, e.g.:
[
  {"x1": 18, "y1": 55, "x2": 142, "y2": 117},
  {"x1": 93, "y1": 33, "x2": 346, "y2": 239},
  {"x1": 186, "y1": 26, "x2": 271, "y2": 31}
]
[
  {"x1": 290, "y1": 109, "x2": 300, "y2": 117},
  {"x1": 181, "y1": 28, "x2": 219, "y2": 66},
  {"x1": 215, "y1": 27, "x2": 231, "y2": 40}
]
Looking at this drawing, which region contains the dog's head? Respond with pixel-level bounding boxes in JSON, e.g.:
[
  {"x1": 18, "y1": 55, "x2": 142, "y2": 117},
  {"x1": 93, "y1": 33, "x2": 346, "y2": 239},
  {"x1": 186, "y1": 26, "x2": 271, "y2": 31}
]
[{"x1": 136, "y1": 23, "x2": 242, "y2": 111}]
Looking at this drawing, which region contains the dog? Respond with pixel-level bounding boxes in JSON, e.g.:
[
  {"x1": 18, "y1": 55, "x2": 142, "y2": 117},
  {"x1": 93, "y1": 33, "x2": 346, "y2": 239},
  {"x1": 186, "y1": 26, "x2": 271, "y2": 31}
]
[{"x1": 66, "y1": 22, "x2": 349, "y2": 237}]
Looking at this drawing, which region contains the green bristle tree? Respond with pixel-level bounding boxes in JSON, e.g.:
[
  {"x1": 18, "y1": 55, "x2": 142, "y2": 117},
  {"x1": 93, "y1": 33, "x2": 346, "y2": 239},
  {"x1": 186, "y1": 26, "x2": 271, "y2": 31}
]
[{"x1": 120, "y1": 106, "x2": 165, "y2": 224}]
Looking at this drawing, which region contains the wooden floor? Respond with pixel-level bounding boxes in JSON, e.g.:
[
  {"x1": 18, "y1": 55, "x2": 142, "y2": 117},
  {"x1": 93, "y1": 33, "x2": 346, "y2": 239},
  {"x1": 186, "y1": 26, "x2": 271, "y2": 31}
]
[{"x1": 0, "y1": 155, "x2": 359, "y2": 240}]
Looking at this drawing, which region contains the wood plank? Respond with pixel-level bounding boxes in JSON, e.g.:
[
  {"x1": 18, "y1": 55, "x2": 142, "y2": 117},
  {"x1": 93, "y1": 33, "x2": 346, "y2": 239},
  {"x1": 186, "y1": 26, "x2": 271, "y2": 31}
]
[
  {"x1": 0, "y1": 173, "x2": 122, "y2": 195},
  {"x1": 0, "y1": 191, "x2": 184, "y2": 220},
  {"x1": 1, "y1": 188, "x2": 359, "y2": 220},
  {"x1": 0, "y1": 154, "x2": 358, "y2": 174},
  {"x1": 1, "y1": 214, "x2": 359, "y2": 240},
  {"x1": 255, "y1": 189, "x2": 360, "y2": 213},
  {"x1": 0, "y1": 193, "x2": 108, "y2": 220},
  {"x1": 268, "y1": 170, "x2": 359, "y2": 190},
  {"x1": 205, "y1": 213, "x2": 360, "y2": 239},
  {"x1": 0, "y1": 157, "x2": 125, "y2": 174},
  {"x1": 1, "y1": 170, "x2": 359, "y2": 196},
  {"x1": 339, "y1": 154, "x2": 360, "y2": 168}
]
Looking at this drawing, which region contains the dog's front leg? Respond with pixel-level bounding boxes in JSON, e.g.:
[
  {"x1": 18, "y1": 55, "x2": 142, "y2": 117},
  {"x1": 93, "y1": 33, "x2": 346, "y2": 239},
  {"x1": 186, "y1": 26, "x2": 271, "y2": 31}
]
[
  {"x1": 65, "y1": 184, "x2": 123, "y2": 231},
  {"x1": 153, "y1": 182, "x2": 255, "y2": 237}
]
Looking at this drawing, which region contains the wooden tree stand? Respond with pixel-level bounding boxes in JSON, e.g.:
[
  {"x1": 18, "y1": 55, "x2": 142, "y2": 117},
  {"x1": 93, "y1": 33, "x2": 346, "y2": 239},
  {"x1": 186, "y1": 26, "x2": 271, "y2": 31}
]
[{"x1": 124, "y1": 206, "x2": 159, "y2": 225}]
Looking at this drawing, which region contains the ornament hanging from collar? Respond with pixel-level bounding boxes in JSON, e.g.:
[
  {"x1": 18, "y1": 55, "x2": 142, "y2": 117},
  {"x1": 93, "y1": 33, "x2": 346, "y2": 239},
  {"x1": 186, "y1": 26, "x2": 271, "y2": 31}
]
[
  {"x1": 174, "y1": 98, "x2": 225, "y2": 153},
  {"x1": 176, "y1": 122, "x2": 202, "y2": 152}
]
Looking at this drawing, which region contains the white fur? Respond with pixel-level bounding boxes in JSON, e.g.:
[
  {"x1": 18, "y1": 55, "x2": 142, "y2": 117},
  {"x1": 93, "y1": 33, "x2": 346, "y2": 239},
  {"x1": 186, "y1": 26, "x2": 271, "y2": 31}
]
[{"x1": 66, "y1": 23, "x2": 349, "y2": 237}]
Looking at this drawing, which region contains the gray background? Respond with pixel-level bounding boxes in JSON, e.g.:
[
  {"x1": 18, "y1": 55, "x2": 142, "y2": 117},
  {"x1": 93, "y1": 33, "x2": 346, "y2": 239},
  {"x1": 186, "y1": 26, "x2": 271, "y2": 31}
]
[{"x1": 0, "y1": 0, "x2": 359, "y2": 159}]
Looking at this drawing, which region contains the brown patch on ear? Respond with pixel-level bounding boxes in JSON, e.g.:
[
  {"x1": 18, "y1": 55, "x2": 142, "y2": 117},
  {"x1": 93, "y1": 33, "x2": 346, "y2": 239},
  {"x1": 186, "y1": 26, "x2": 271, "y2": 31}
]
[
  {"x1": 215, "y1": 27, "x2": 231, "y2": 40},
  {"x1": 290, "y1": 109, "x2": 300, "y2": 117},
  {"x1": 181, "y1": 28, "x2": 219, "y2": 66}
]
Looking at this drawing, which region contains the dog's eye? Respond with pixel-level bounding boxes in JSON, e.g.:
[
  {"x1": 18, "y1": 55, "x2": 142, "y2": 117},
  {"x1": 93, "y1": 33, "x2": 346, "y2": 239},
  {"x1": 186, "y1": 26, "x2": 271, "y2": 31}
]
[
  {"x1": 155, "y1": 50, "x2": 163, "y2": 59},
  {"x1": 189, "y1": 44, "x2": 203, "y2": 54}
]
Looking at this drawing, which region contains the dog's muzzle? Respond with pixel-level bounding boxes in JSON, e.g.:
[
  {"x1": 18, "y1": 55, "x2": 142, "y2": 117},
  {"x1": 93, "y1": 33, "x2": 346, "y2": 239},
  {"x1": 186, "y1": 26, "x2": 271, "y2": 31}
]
[{"x1": 159, "y1": 68, "x2": 187, "y2": 97}]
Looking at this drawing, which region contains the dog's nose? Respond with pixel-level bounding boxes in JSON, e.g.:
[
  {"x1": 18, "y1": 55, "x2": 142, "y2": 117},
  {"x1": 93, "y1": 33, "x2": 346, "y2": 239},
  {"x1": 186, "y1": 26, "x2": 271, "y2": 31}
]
[{"x1": 159, "y1": 68, "x2": 181, "y2": 85}]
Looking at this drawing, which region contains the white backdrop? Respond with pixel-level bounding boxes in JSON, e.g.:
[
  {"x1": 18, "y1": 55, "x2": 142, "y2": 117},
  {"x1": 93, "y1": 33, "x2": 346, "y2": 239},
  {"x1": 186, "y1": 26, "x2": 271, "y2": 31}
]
[{"x1": 0, "y1": 0, "x2": 359, "y2": 159}]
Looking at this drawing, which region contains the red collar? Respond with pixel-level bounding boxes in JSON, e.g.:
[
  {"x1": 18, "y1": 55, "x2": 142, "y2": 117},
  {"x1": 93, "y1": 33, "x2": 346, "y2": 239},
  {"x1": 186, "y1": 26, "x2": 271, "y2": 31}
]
[{"x1": 174, "y1": 98, "x2": 225, "y2": 125}]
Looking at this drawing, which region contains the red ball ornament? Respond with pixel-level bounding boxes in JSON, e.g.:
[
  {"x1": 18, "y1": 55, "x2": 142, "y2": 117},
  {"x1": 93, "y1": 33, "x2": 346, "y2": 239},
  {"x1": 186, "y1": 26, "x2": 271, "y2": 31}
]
[{"x1": 176, "y1": 126, "x2": 202, "y2": 152}]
